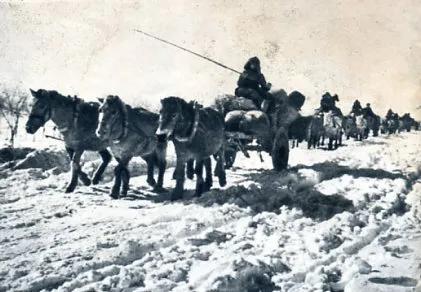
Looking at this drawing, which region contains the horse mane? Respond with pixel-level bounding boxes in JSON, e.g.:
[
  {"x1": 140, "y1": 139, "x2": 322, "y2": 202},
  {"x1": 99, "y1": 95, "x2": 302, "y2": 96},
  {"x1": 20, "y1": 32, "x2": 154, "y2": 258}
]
[
  {"x1": 39, "y1": 89, "x2": 86, "y2": 108},
  {"x1": 162, "y1": 96, "x2": 197, "y2": 114},
  {"x1": 162, "y1": 96, "x2": 188, "y2": 106}
]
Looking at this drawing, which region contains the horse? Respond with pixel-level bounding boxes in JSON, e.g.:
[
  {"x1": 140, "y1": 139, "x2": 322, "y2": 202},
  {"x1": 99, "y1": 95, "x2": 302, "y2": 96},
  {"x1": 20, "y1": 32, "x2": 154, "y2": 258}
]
[
  {"x1": 25, "y1": 89, "x2": 112, "y2": 192},
  {"x1": 322, "y1": 111, "x2": 342, "y2": 150},
  {"x1": 414, "y1": 121, "x2": 420, "y2": 131},
  {"x1": 364, "y1": 114, "x2": 380, "y2": 137},
  {"x1": 156, "y1": 97, "x2": 226, "y2": 200},
  {"x1": 96, "y1": 95, "x2": 167, "y2": 199},
  {"x1": 380, "y1": 118, "x2": 388, "y2": 134},
  {"x1": 342, "y1": 115, "x2": 357, "y2": 140},
  {"x1": 288, "y1": 115, "x2": 312, "y2": 148},
  {"x1": 399, "y1": 114, "x2": 414, "y2": 132},
  {"x1": 306, "y1": 114, "x2": 323, "y2": 149},
  {"x1": 355, "y1": 115, "x2": 368, "y2": 141}
]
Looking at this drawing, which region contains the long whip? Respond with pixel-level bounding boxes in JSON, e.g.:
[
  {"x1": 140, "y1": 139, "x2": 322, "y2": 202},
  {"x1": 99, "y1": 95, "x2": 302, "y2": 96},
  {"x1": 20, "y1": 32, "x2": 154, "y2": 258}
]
[{"x1": 133, "y1": 28, "x2": 241, "y2": 75}]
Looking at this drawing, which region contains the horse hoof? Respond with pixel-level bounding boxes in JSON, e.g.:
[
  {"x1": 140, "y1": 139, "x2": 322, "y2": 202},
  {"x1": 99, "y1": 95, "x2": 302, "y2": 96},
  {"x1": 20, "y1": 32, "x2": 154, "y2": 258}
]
[
  {"x1": 218, "y1": 176, "x2": 227, "y2": 187},
  {"x1": 110, "y1": 192, "x2": 119, "y2": 199},
  {"x1": 147, "y1": 178, "x2": 157, "y2": 187},
  {"x1": 65, "y1": 185, "x2": 75, "y2": 193},
  {"x1": 203, "y1": 182, "x2": 212, "y2": 192},
  {"x1": 153, "y1": 185, "x2": 168, "y2": 193},
  {"x1": 92, "y1": 177, "x2": 100, "y2": 185},
  {"x1": 82, "y1": 179, "x2": 91, "y2": 186},
  {"x1": 170, "y1": 192, "x2": 183, "y2": 201}
]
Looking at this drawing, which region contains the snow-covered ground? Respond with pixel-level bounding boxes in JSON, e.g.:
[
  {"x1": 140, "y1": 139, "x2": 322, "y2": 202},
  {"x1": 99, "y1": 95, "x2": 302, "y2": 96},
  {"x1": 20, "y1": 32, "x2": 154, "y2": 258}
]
[{"x1": 0, "y1": 131, "x2": 420, "y2": 291}]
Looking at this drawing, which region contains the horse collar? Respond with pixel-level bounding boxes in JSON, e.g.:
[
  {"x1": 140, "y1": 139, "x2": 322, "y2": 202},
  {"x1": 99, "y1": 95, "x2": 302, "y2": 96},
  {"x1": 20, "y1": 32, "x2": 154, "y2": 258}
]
[
  {"x1": 113, "y1": 103, "x2": 129, "y2": 143},
  {"x1": 175, "y1": 104, "x2": 200, "y2": 143},
  {"x1": 72, "y1": 97, "x2": 81, "y2": 129}
]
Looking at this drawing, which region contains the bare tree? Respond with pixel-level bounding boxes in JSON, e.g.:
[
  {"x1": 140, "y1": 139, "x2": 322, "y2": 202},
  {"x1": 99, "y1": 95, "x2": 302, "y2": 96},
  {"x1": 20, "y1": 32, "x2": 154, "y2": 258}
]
[{"x1": 0, "y1": 87, "x2": 29, "y2": 148}]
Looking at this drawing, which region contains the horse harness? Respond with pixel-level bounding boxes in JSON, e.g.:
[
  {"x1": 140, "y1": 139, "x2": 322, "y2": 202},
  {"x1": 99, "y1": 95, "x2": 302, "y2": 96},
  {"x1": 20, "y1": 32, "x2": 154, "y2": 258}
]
[
  {"x1": 174, "y1": 102, "x2": 200, "y2": 143},
  {"x1": 57, "y1": 96, "x2": 82, "y2": 134}
]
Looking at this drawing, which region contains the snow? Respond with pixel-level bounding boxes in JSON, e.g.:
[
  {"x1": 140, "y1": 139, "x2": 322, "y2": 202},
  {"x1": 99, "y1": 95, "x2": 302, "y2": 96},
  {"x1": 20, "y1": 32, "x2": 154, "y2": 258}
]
[{"x1": 0, "y1": 131, "x2": 420, "y2": 291}]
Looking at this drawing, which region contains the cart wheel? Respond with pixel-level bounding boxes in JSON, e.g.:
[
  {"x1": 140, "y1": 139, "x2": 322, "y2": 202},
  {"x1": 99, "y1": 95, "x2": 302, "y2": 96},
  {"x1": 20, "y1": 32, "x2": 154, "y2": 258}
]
[{"x1": 271, "y1": 128, "x2": 289, "y2": 171}]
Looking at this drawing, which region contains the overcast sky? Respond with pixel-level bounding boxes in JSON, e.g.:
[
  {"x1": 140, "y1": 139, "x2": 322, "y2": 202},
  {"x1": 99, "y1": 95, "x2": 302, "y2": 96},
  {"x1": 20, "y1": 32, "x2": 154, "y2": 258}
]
[{"x1": 1, "y1": 0, "x2": 420, "y2": 117}]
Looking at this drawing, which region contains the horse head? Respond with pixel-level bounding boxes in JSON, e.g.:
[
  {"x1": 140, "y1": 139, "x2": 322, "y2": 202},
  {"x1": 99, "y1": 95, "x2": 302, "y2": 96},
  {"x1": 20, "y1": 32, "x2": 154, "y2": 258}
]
[
  {"x1": 96, "y1": 95, "x2": 127, "y2": 141},
  {"x1": 26, "y1": 88, "x2": 53, "y2": 134},
  {"x1": 156, "y1": 97, "x2": 199, "y2": 141}
]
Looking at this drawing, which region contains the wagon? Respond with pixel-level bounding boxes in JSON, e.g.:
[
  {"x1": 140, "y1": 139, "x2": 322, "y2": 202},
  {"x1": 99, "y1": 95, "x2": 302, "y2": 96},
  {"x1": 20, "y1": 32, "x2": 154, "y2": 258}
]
[
  {"x1": 223, "y1": 118, "x2": 290, "y2": 171},
  {"x1": 215, "y1": 92, "x2": 301, "y2": 171}
]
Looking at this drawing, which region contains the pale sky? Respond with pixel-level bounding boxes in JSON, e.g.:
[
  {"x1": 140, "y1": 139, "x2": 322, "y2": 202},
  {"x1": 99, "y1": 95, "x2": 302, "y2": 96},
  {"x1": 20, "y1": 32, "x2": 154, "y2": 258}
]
[{"x1": 1, "y1": 0, "x2": 420, "y2": 118}]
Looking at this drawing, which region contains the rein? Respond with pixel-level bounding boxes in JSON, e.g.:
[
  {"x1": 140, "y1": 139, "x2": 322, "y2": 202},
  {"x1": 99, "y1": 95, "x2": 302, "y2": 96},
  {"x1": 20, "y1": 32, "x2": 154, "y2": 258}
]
[{"x1": 175, "y1": 102, "x2": 200, "y2": 143}]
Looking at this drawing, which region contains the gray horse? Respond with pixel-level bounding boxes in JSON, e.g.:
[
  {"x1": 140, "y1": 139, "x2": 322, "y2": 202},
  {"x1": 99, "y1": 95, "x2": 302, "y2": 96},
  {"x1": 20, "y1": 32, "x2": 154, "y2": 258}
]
[
  {"x1": 25, "y1": 89, "x2": 111, "y2": 192},
  {"x1": 96, "y1": 95, "x2": 167, "y2": 199},
  {"x1": 156, "y1": 97, "x2": 226, "y2": 200},
  {"x1": 322, "y1": 111, "x2": 343, "y2": 150}
]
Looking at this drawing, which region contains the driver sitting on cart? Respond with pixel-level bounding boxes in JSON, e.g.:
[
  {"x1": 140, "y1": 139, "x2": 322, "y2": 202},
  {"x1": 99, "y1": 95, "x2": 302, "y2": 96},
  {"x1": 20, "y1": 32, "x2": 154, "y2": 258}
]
[{"x1": 235, "y1": 56, "x2": 272, "y2": 110}]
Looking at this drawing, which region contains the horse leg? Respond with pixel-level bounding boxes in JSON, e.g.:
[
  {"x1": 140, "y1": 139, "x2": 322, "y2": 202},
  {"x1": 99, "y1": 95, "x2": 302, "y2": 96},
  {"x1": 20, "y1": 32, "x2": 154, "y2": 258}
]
[
  {"x1": 120, "y1": 159, "x2": 130, "y2": 197},
  {"x1": 194, "y1": 159, "x2": 204, "y2": 197},
  {"x1": 78, "y1": 169, "x2": 91, "y2": 186},
  {"x1": 144, "y1": 154, "x2": 157, "y2": 187},
  {"x1": 92, "y1": 149, "x2": 112, "y2": 185},
  {"x1": 186, "y1": 159, "x2": 194, "y2": 180},
  {"x1": 204, "y1": 158, "x2": 213, "y2": 192},
  {"x1": 111, "y1": 160, "x2": 123, "y2": 199},
  {"x1": 154, "y1": 144, "x2": 167, "y2": 192},
  {"x1": 65, "y1": 150, "x2": 82, "y2": 193},
  {"x1": 172, "y1": 158, "x2": 186, "y2": 201},
  {"x1": 328, "y1": 138, "x2": 333, "y2": 150},
  {"x1": 65, "y1": 147, "x2": 90, "y2": 186},
  {"x1": 215, "y1": 147, "x2": 227, "y2": 187}
]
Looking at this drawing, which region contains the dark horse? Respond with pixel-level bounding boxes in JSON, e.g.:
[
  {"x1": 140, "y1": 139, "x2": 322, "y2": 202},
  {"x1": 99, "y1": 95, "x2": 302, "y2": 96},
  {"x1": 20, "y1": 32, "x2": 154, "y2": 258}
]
[
  {"x1": 96, "y1": 95, "x2": 167, "y2": 199},
  {"x1": 25, "y1": 89, "x2": 111, "y2": 192},
  {"x1": 156, "y1": 97, "x2": 226, "y2": 200}
]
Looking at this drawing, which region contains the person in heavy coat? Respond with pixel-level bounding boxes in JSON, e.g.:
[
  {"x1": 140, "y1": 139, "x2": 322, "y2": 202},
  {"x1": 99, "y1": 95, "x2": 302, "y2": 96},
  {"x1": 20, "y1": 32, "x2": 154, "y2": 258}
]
[
  {"x1": 234, "y1": 57, "x2": 272, "y2": 108},
  {"x1": 386, "y1": 109, "x2": 394, "y2": 120},
  {"x1": 362, "y1": 103, "x2": 375, "y2": 118},
  {"x1": 351, "y1": 99, "x2": 363, "y2": 115},
  {"x1": 315, "y1": 92, "x2": 342, "y2": 116}
]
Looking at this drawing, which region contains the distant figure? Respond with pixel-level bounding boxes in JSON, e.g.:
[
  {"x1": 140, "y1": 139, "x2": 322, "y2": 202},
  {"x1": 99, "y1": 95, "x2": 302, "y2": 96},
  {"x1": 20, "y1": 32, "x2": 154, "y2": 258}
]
[
  {"x1": 386, "y1": 109, "x2": 394, "y2": 120},
  {"x1": 362, "y1": 103, "x2": 375, "y2": 118},
  {"x1": 235, "y1": 56, "x2": 272, "y2": 109},
  {"x1": 350, "y1": 100, "x2": 363, "y2": 115},
  {"x1": 315, "y1": 92, "x2": 342, "y2": 116}
]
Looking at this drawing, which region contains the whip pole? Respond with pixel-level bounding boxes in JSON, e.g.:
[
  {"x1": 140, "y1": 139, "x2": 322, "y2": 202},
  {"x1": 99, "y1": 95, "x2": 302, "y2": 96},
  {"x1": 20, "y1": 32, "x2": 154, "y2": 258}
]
[{"x1": 133, "y1": 28, "x2": 241, "y2": 75}]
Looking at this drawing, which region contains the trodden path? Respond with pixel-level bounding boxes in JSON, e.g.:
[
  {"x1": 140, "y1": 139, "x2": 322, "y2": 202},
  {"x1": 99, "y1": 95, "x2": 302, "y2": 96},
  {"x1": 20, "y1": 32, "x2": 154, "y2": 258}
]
[{"x1": 0, "y1": 132, "x2": 420, "y2": 291}]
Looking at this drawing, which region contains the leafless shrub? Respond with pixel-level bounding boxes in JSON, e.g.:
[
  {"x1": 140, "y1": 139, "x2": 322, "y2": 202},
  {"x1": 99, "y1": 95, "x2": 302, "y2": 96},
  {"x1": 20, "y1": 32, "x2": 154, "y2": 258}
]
[{"x1": 0, "y1": 86, "x2": 29, "y2": 148}]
